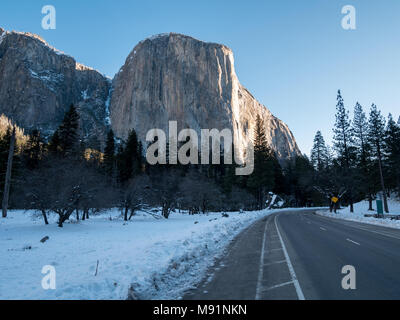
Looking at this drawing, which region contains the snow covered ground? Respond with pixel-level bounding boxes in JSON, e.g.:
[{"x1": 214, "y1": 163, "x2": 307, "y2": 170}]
[
  {"x1": 317, "y1": 198, "x2": 400, "y2": 229},
  {"x1": 0, "y1": 208, "x2": 288, "y2": 300}
]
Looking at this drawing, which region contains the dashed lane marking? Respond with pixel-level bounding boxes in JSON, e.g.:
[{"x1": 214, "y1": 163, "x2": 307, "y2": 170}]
[
  {"x1": 275, "y1": 214, "x2": 306, "y2": 300},
  {"x1": 263, "y1": 260, "x2": 286, "y2": 267},
  {"x1": 346, "y1": 238, "x2": 360, "y2": 246},
  {"x1": 313, "y1": 214, "x2": 400, "y2": 241},
  {"x1": 264, "y1": 281, "x2": 294, "y2": 291}
]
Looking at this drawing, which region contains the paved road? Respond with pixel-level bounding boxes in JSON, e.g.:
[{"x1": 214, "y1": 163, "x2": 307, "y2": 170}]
[{"x1": 183, "y1": 209, "x2": 400, "y2": 300}]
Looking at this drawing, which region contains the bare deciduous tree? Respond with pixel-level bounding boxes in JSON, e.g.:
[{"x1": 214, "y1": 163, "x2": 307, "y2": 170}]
[
  {"x1": 180, "y1": 171, "x2": 223, "y2": 214},
  {"x1": 149, "y1": 171, "x2": 180, "y2": 219},
  {"x1": 18, "y1": 156, "x2": 113, "y2": 227},
  {"x1": 119, "y1": 175, "x2": 151, "y2": 221}
]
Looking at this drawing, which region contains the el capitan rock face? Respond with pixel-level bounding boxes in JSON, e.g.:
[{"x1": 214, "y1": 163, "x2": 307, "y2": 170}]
[
  {"x1": 0, "y1": 29, "x2": 300, "y2": 160},
  {"x1": 0, "y1": 29, "x2": 111, "y2": 146},
  {"x1": 110, "y1": 33, "x2": 301, "y2": 161}
]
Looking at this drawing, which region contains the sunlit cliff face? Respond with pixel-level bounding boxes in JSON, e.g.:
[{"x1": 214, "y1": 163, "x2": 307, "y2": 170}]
[{"x1": 110, "y1": 33, "x2": 301, "y2": 163}]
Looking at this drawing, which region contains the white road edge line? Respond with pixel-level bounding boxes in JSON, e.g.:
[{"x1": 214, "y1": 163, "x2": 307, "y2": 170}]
[
  {"x1": 264, "y1": 281, "x2": 294, "y2": 291},
  {"x1": 346, "y1": 238, "x2": 360, "y2": 246},
  {"x1": 255, "y1": 217, "x2": 269, "y2": 300},
  {"x1": 274, "y1": 214, "x2": 306, "y2": 300}
]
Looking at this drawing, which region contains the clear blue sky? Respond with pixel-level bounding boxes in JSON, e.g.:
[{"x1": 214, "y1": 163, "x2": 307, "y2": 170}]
[{"x1": 1, "y1": 0, "x2": 399, "y2": 155}]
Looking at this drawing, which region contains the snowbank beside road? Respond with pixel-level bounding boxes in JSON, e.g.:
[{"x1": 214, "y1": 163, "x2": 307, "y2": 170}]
[
  {"x1": 317, "y1": 198, "x2": 400, "y2": 229},
  {"x1": 0, "y1": 208, "x2": 278, "y2": 300}
]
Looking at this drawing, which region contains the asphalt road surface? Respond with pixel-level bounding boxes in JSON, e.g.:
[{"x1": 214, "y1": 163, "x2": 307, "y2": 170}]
[{"x1": 184, "y1": 209, "x2": 400, "y2": 300}]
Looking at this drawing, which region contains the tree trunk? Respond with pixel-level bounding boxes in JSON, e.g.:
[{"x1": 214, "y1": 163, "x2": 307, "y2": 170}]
[
  {"x1": 162, "y1": 203, "x2": 170, "y2": 219},
  {"x1": 2, "y1": 127, "x2": 16, "y2": 218},
  {"x1": 124, "y1": 207, "x2": 128, "y2": 221},
  {"x1": 58, "y1": 216, "x2": 64, "y2": 228},
  {"x1": 57, "y1": 208, "x2": 74, "y2": 227},
  {"x1": 41, "y1": 209, "x2": 49, "y2": 225},
  {"x1": 368, "y1": 194, "x2": 373, "y2": 211},
  {"x1": 377, "y1": 148, "x2": 389, "y2": 213}
]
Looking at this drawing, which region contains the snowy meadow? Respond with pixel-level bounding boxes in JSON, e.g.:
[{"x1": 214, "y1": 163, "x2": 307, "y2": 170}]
[{"x1": 0, "y1": 208, "x2": 275, "y2": 300}]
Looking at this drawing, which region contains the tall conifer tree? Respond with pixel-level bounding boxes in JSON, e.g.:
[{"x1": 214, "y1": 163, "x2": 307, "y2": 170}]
[
  {"x1": 247, "y1": 115, "x2": 275, "y2": 209},
  {"x1": 368, "y1": 104, "x2": 389, "y2": 213},
  {"x1": 333, "y1": 90, "x2": 355, "y2": 212}
]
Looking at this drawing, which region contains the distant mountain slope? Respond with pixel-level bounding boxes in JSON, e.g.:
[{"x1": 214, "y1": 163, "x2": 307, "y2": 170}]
[{"x1": 0, "y1": 28, "x2": 111, "y2": 146}]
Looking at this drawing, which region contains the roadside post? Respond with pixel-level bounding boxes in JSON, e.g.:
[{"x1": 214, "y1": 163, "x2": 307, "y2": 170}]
[{"x1": 376, "y1": 193, "x2": 384, "y2": 218}]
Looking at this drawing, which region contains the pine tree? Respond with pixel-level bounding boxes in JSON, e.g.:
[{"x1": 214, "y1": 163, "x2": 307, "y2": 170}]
[
  {"x1": 310, "y1": 131, "x2": 331, "y2": 205},
  {"x1": 384, "y1": 113, "x2": 400, "y2": 193},
  {"x1": 57, "y1": 104, "x2": 80, "y2": 157},
  {"x1": 353, "y1": 102, "x2": 369, "y2": 164},
  {"x1": 326, "y1": 145, "x2": 335, "y2": 167},
  {"x1": 272, "y1": 157, "x2": 286, "y2": 195},
  {"x1": 368, "y1": 104, "x2": 389, "y2": 213},
  {"x1": 333, "y1": 90, "x2": 355, "y2": 212},
  {"x1": 103, "y1": 129, "x2": 115, "y2": 177},
  {"x1": 2, "y1": 127, "x2": 16, "y2": 218},
  {"x1": 23, "y1": 129, "x2": 43, "y2": 170},
  {"x1": 285, "y1": 155, "x2": 314, "y2": 207},
  {"x1": 117, "y1": 129, "x2": 142, "y2": 183},
  {"x1": 311, "y1": 131, "x2": 328, "y2": 171},
  {"x1": 221, "y1": 143, "x2": 237, "y2": 195},
  {"x1": 352, "y1": 102, "x2": 374, "y2": 210},
  {"x1": 48, "y1": 129, "x2": 61, "y2": 154},
  {"x1": 247, "y1": 114, "x2": 275, "y2": 209},
  {"x1": 333, "y1": 91, "x2": 354, "y2": 166}
]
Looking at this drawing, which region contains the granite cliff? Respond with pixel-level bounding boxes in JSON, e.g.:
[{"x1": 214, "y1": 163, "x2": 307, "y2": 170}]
[
  {"x1": 0, "y1": 28, "x2": 111, "y2": 146},
  {"x1": 110, "y1": 33, "x2": 300, "y2": 160},
  {"x1": 0, "y1": 29, "x2": 300, "y2": 160}
]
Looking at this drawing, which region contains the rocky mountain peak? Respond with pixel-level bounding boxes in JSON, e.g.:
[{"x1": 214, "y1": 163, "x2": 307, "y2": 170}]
[
  {"x1": 141, "y1": 32, "x2": 231, "y2": 50},
  {"x1": 110, "y1": 33, "x2": 301, "y2": 162}
]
